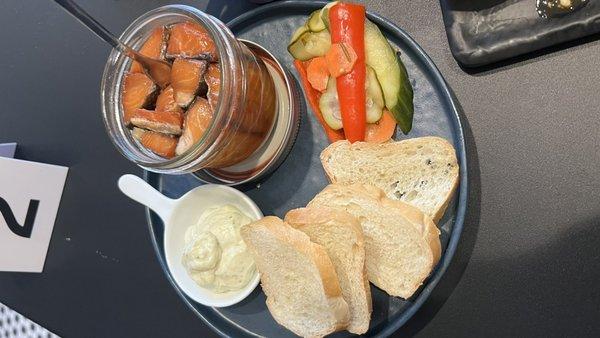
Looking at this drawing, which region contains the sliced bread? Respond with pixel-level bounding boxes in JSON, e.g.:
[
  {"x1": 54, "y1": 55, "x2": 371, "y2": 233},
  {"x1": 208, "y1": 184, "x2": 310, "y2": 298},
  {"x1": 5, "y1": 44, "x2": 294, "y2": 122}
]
[
  {"x1": 320, "y1": 137, "x2": 459, "y2": 222},
  {"x1": 240, "y1": 216, "x2": 349, "y2": 337},
  {"x1": 285, "y1": 207, "x2": 372, "y2": 334},
  {"x1": 308, "y1": 184, "x2": 441, "y2": 298}
]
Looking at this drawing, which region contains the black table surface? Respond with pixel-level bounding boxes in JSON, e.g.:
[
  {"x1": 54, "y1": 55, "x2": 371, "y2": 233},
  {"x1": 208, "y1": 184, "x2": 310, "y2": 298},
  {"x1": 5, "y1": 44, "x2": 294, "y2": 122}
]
[{"x1": 1, "y1": 0, "x2": 599, "y2": 337}]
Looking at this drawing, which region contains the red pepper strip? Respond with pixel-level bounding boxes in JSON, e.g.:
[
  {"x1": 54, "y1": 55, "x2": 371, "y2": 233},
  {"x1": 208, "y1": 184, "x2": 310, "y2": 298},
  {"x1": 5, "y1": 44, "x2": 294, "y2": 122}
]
[
  {"x1": 329, "y1": 3, "x2": 366, "y2": 143},
  {"x1": 293, "y1": 59, "x2": 345, "y2": 143}
]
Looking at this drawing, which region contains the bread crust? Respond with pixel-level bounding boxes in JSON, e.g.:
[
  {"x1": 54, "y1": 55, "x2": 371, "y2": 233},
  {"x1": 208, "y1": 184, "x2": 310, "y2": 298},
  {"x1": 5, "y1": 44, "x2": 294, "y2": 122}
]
[
  {"x1": 381, "y1": 196, "x2": 442, "y2": 266},
  {"x1": 241, "y1": 216, "x2": 350, "y2": 337},
  {"x1": 320, "y1": 137, "x2": 460, "y2": 223},
  {"x1": 308, "y1": 183, "x2": 442, "y2": 298},
  {"x1": 285, "y1": 207, "x2": 373, "y2": 334}
]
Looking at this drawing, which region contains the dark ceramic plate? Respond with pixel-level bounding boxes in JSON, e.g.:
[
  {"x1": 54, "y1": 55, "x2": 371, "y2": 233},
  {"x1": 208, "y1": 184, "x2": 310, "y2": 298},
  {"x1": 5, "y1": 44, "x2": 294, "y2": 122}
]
[
  {"x1": 441, "y1": 0, "x2": 600, "y2": 67},
  {"x1": 144, "y1": 1, "x2": 467, "y2": 336}
]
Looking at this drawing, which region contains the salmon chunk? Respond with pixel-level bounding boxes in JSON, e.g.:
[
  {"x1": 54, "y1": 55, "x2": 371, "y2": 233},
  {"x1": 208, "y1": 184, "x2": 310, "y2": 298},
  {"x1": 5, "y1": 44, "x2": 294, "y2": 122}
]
[
  {"x1": 204, "y1": 63, "x2": 221, "y2": 111},
  {"x1": 166, "y1": 22, "x2": 218, "y2": 61},
  {"x1": 139, "y1": 130, "x2": 178, "y2": 158},
  {"x1": 176, "y1": 98, "x2": 214, "y2": 155},
  {"x1": 122, "y1": 73, "x2": 158, "y2": 125},
  {"x1": 129, "y1": 109, "x2": 183, "y2": 135},
  {"x1": 131, "y1": 26, "x2": 168, "y2": 73},
  {"x1": 171, "y1": 58, "x2": 208, "y2": 108},
  {"x1": 155, "y1": 85, "x2": 183, "y2": 114}
]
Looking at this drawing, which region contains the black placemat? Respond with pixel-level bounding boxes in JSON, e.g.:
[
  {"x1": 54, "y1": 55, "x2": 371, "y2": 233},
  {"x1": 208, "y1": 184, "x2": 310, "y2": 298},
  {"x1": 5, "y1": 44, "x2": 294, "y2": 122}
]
[{"x1": 440, "y1": 0, "x2": 600, "y2": 67}]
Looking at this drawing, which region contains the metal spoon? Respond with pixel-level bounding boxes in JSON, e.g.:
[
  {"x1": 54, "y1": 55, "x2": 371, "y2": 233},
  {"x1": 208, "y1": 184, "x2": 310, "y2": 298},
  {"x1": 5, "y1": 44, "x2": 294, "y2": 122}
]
[{"x1": 53, "y1": 0, "x2": 171, "y2": 88}]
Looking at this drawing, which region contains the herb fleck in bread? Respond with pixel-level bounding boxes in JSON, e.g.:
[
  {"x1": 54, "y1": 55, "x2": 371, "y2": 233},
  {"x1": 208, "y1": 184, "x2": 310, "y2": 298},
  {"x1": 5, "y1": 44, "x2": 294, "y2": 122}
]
[
  {"x1": 240, "y1": 216, "x2": 349, "y2": 337},
  {"x1": 320, "y1": 137, "x2": 459, "y2": 222},
  {"x1": 308, "y1": 184, "x2": 441, "y2": 298},
  {"x1": 285, "y1": 207, "x2": 372, "y2": 334}
]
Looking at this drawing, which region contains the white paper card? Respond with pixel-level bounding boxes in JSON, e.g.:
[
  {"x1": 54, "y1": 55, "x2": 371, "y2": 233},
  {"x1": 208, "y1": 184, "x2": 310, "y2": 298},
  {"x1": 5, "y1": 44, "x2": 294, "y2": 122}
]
[
  {"x1": 0, "y1": 143, "x2": 17, "y2": 158},
  {"x1": 0, "y1": 157, "x2": 68, "y2": 272}
]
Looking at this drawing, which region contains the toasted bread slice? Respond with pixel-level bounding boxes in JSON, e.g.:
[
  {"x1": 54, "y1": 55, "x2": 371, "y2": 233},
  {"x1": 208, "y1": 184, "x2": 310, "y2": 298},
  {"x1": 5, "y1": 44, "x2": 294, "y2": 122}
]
[
  {"x1": 241, "y1": 216, "x2": 349, "y2": 337},
  {"x1": 285, "y1": 207, "x2": 372, "y2": 334},
  {"x1": 320, "y1": 137, "x2": 459, "y2": 222},
  {"x1": 308, "y1": 184, "x2": 441, "y2": 298}
]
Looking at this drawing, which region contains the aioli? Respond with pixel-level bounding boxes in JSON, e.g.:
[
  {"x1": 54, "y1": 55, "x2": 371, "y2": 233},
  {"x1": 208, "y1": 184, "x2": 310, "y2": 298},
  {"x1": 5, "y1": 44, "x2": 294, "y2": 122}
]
[{"x1": 182, "y1": 205, "x2": 255, "y2": 293}]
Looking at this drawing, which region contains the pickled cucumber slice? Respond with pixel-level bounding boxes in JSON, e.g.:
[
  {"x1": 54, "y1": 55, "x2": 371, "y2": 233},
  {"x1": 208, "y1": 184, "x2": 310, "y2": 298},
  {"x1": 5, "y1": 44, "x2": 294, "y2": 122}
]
[
  {"x1": 319, "y1": 78, "x2": 343, "y2": 130},
  {"x1": 365, "y1": 20, "x2": 414, "y2": 134},
  {"x1": 366, "y1": 66, "x2": 384, "y2": 123},
  {"x1": 287, "y1": 25, "x2": 311, "y2": 60},
  {"x1": 318, "y1": 1, "x2": 339, "y2": 31},
  {"x1": 308, "y1": 10, "x2": 326, "y2": 32},
  {"x1": 290, "y1": 24, "x2": 309, "y2": 42},
  {"x1": 320, "y1": 69, "x2": 385, "y2": 130},
  {"x1": 288, "y1": 29, "x2": 331, "y2": 61}
]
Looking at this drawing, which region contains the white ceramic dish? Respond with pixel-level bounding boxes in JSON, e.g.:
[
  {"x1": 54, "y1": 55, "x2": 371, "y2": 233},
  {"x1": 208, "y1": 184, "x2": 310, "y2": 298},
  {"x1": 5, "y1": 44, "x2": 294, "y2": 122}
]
[{"x1": 118, "y1": 174, "x2": 262, "y2": 307}]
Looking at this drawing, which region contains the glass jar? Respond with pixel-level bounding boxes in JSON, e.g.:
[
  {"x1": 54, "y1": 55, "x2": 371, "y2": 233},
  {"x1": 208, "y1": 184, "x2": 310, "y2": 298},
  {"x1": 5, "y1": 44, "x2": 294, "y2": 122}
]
[{"x1": 101, "y1": 5, "x2": 277, "y2": 174}]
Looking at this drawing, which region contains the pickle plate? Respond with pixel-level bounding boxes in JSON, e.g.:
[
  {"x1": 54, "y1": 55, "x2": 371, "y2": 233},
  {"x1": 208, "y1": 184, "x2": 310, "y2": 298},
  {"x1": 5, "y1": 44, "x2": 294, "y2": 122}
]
[{"x1": 144, "y1": 1, "x2": 468, "y2": 337}]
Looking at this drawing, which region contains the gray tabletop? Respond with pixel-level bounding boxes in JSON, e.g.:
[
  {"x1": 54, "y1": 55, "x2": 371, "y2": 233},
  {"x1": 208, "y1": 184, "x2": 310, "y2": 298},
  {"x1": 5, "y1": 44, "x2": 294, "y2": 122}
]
[{"x1": 0, "y1": 0, "x2": 599, "y2": 337}]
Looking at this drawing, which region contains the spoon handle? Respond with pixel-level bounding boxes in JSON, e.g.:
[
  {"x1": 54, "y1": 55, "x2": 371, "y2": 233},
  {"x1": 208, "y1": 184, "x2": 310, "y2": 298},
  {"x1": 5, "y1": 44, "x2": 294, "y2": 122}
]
[
  {"x1": 53, "y1": 0, "x2": 130, "y2": 54},
  {"x1": 118, "y1": 174, "x2": 176, "y2": 222}
]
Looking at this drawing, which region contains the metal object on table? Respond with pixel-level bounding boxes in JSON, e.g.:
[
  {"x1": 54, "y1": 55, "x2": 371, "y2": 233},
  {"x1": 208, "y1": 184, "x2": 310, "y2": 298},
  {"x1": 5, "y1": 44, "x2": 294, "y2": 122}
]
[
  {"x1": 145, "y1": 1, "x2": 468, "y2": 337},
  {"x1": 440, "y1": 0, "x2": 600, "y2": 67},
  {"x1": 53, "y1": 0, "x2": 171, "y2": 87},
  {"x1": 537, "y1": 0, "x2": 589, "y2": 18}
]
